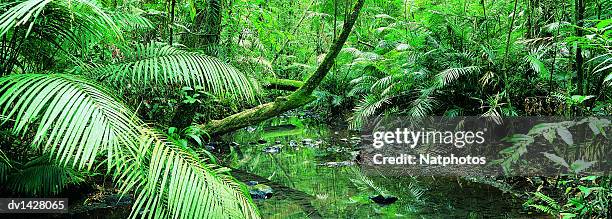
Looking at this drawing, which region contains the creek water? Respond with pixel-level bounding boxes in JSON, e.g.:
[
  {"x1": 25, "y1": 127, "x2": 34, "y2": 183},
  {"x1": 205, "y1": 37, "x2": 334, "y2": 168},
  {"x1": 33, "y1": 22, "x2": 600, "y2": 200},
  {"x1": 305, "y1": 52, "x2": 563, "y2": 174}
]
[
  {"x1": 38, "y1": 115, "x2": 534, "y2": 218},
  {"x1": 225, "y1": 115, "x2": 533, "y2": 218}
]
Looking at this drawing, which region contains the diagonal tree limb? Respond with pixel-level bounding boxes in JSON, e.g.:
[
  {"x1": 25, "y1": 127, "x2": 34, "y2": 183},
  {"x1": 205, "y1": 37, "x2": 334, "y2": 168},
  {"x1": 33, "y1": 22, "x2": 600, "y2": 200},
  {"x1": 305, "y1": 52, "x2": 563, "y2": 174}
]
[{"x1": 197, "y1": 0, "x2": 365, "y2": 137}]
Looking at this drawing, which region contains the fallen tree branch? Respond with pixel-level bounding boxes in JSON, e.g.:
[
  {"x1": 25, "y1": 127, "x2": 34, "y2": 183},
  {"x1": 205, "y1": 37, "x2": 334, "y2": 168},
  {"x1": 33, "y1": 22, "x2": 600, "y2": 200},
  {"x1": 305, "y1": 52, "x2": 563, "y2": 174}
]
[{"x1": 197, "y1": 0, "x2": 365, "y2": 136}]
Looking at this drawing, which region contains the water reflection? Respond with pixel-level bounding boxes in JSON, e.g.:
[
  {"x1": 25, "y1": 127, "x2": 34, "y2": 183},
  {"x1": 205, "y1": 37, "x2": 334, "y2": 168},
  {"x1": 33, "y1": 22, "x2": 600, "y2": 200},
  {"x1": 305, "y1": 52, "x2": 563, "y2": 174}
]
[{"x1": 224, "y1": 116, "x2": 528, "y2": 218}]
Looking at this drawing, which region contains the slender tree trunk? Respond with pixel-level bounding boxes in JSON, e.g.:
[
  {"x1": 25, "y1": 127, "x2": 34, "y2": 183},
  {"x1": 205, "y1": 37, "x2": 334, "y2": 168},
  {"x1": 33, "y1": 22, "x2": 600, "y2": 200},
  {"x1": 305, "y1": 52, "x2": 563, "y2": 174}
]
[
  {"x1": 502, "y1": 0, "x2": 519, "y2": 109},
  {"x1": 271, "y1": 0, "x2": 316, "y2": 64},
  {"x1": 169, "y1": 0, "x2": 176, "y2": 45},
  {"x1": 199, "y1": 0, "x2": 365, "y2": 137},
  {"x1": 526, "y1": 0, "x2": 533, "y2": 38},
  {"x1": 481, "y1": 0, "x2": 487, "y2": 37},
  {"x1": 334, "y1": 0, "x2": 338, "y2": 41},
  {"x1": 549, "y1": 2, "x2": 564, "y2": 93},
  {"x1": 574, "y1": 0, "x2": 585, "y2": 95}
]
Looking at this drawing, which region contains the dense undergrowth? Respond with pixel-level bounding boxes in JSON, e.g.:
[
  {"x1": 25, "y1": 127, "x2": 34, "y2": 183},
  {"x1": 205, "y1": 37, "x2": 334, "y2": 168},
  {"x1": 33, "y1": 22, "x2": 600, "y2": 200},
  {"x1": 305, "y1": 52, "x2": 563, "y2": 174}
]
[{"x1": 0, "y1": 0, "x2": 610, "y2": 218}]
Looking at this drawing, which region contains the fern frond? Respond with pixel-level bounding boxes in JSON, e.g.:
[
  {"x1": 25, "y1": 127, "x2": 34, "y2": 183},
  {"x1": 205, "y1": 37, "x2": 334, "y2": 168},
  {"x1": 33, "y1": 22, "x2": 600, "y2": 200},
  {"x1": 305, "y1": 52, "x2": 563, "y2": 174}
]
[
  {"x1": 528, "y1": 204, "x2": 558, "y2": 216},
  {"x1": 533, "y1": 192, "x2": 561, "y2": 211}
]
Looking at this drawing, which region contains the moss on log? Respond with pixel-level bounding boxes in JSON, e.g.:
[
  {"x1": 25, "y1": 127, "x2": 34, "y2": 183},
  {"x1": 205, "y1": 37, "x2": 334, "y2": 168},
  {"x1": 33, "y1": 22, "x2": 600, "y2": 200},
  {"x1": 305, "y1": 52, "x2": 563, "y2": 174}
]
[{"x1": 263, "y1": 78, "x2": 305, "y2": 91}]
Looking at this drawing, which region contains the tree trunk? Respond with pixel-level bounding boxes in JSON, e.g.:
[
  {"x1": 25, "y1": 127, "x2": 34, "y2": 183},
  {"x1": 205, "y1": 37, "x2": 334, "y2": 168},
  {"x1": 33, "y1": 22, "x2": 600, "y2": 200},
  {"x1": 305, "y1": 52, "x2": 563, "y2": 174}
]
[
  {"x1": 502, "y1": 0, "x2": 519, "y2": 109},
  {"x1": 263, "y1": 78, "x2": 305, "y2": 91},
  {"x1": 169, "y1": 0, "x2": 176, "y2": 45},
  {"x1": 549, "y1": 3, "x2": 564, "y2": 93},
  {"x1": 198, "y1": 0, "x2": 365, "y2": 137},
  {"x1": 481, "y1": 0, "x2": 487, "y2": 37},
  {"x1": 574, "y1": 0, "x2": 585, "y2": 95}
]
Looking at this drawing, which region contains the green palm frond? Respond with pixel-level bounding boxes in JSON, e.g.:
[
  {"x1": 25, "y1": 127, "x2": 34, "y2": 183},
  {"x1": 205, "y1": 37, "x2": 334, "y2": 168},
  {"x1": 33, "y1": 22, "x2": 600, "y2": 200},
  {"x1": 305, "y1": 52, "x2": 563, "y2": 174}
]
[
  {"x1": 525, "y1": 54, "x2": 549, "y2": 76},
  {"x1": 0, "y1": 0, "x2": 53, "y2": 37},
  {"x1": 0, "y1": 74, "x2": 259, "y2": 218},
  {"x1": 349, "y1": 167, "x2": 385, "y2": 194},
  {"x1": 350, "y1": 95, "x2": 391, "y2": 129},
  {"x1": 89, "y1": 43, "x2": 259, "y2": 102},
  {"x1": 110, "y1": 9, "x2": 153, "y2": 31},
  {"x1": 436, "y1": 66, "x2": 480, "y2": 86},
  {"x1": 0, "y1": 0, "x2": 119, "y2": 40},
  {"x1": 7, "y1": 156, "x2": 86, "y2": 196},
  {"x1": 588, "y1": 53, "x2": 611, "y2": 83},
  {"x1": 348, "y1": 75, "x2": 378, "y2": 97},
  {"x1": 0, "y1": 74, "x2": 140, "y2": 169},
  {"x1": 370, "y1": 74, "x2": 404, "y2": 93},
  {"x1": 0, "y1": 152, "x2": 9, "y2": 183},
  {"x1": 119, "y1": 130, "x2": 259, "y2": 218},
  {"x1": 408, "y1": 87, "x2": 438, "y2": 117}
]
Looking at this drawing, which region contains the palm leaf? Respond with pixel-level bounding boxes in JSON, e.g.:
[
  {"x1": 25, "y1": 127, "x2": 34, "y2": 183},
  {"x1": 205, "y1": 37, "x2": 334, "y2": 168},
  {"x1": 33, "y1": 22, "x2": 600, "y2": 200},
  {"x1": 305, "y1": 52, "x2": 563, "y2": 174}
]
[
  {"x1": 0, "y1": 74, "x2": 140, "y2": 169},
  {"x1": 88, "y1": 43, "x2": 259, "y2": 102},
  {"x1": 350, "y1": 95, "x2": 391, "y2": 129},
  {"x1": 436, "y1": 66, "x2": 480, "y2": 86},
  {"x1": 7, "y1": 156, "x2": 86, "y2": 196},
  {"x1": 0, "y1": 152, "x2": 9, "y2": 183},
  {"x1": 0, "y1": 0, "x2": 119, "y2": 40},
  {"x1": 0, "y1": 73, "x2": 259, "y2": 218},
  {"x1": 525, "y1": 54, "x2": 549, "y2": 77}
]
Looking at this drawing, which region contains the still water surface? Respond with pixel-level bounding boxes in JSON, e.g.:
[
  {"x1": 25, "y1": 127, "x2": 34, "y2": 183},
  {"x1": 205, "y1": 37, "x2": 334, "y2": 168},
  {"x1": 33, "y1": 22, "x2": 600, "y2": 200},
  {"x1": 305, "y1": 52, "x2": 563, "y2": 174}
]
[{"x1": 225, "y1": 116, "x2": 530, "y2": 218}]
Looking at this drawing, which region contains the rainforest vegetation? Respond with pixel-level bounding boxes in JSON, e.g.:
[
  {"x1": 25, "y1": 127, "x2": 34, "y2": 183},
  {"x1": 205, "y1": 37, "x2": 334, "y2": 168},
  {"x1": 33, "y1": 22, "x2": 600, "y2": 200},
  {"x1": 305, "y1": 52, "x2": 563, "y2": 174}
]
[{"x1": 0, "y1": 0, "x2": 611, "y2": 218}]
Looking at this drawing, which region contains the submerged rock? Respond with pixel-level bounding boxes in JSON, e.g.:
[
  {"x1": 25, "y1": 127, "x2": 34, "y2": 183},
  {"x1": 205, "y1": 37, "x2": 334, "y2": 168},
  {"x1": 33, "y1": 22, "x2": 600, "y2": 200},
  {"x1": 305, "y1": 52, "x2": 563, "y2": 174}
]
[
  {"x1": 318, "y1": 161, "x2": 354, "y2": 167},
  {"x1": 248, "y1": 183, "x2": 273, "y2": 200},
  {"x1": 246, "y1": 126, "x2": 256, "y2": 132},
  {"x1": 289, "y1": 140, "x2": 298, "y2": 147},
  {"x1": 204, "y1": 142, "x2": 216, "y2": 150},
  {"x1": 263, "y1": 146, "x2": 281, "y2": 154},
  {"x1": 369, "y1": 194, "x2": 398, "y2": 205}
]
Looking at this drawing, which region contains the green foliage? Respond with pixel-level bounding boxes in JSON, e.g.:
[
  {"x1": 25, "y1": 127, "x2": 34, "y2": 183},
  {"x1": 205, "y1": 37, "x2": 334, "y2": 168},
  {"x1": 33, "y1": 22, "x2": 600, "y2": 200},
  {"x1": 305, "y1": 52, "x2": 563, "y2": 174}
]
[
  {"x1": 0, "y1": 74, "x2": 259, "y2": 218},
  {"x1": 0, "y1": 0, "x2": 611, "y2": 217},
  {"x1": 524, "y1": 176, "x2": 612, "y2": 218},
  {"x1": 89, "y1": 43, "x2": 260, "y2": 102},
  {"x1": 3, "y1": 155, "x2": 87, "y2": 196},
  {"x1": 0, "y1": 0, "x2": 119, "y2": 39},
  {"x1": 495, "y1": 118, "x2": 610, "y2": 175}
]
